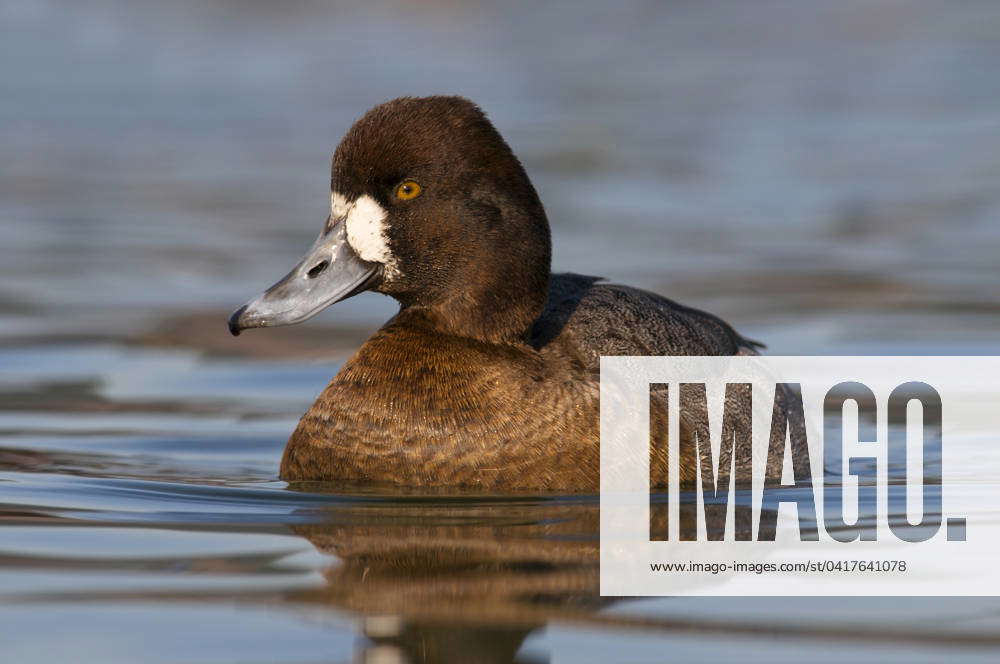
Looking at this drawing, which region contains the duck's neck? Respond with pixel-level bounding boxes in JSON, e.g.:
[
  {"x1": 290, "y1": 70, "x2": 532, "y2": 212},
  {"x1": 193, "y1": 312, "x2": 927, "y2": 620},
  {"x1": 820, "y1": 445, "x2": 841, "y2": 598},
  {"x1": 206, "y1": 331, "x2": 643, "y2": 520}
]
[{"x1": 402, "y1": 267, "x2": 550, "y2": 345}]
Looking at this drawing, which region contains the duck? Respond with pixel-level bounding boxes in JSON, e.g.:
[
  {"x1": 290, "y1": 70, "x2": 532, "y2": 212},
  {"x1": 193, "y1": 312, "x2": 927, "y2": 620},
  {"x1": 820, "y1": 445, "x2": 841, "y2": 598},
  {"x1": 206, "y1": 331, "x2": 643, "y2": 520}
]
[{"x1": 228, "y1": 96, "x2": 764, "y2": 491}]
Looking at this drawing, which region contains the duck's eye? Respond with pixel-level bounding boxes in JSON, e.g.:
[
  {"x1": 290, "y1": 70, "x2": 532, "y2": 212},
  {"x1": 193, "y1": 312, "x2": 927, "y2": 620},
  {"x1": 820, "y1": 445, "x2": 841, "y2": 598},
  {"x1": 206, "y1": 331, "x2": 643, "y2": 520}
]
[{"x1": 395, "y1": 180, "x2": 422, "y2": 201}]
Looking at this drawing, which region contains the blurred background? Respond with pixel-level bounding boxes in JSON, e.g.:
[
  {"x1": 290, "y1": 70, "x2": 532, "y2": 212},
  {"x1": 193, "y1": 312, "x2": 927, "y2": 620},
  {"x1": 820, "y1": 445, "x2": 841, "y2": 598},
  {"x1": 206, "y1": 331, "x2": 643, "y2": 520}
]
[
  {"x1": 4, "y1": 0, "x2": 1000, "y2": 356},
  {"x1": 2, "y1": 1, "x2": 1000, "y2": 663}
]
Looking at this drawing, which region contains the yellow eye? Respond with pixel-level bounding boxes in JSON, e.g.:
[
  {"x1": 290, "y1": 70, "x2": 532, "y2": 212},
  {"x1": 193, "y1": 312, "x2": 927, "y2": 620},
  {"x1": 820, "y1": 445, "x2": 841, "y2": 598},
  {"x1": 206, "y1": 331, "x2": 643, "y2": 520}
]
[{"x1": 395, "y1": 180, "x2": 422, "y2": 201}]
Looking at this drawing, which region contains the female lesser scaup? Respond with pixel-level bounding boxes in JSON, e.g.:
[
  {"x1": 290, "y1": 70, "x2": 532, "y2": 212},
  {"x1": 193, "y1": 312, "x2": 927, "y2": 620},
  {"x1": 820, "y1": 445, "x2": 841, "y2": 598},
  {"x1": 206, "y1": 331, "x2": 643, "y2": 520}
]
[{"x1": 228, "y1": 96, "x2": 767, "y2": 491}]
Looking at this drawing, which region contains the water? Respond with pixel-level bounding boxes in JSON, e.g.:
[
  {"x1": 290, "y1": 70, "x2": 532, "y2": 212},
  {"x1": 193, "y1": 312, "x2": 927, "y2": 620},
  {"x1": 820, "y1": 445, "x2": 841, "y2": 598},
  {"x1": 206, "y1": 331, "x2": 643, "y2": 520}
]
[{"x1": 3, "y1": 0, "x2": 1000, "y2": 661}]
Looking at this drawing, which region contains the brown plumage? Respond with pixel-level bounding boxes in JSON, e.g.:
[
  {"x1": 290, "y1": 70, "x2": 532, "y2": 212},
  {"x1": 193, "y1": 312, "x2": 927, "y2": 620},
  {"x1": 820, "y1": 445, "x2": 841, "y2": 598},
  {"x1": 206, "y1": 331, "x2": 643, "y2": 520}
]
[{"x1": 236, "y1": 96, "x2": 770, "y2": 491}]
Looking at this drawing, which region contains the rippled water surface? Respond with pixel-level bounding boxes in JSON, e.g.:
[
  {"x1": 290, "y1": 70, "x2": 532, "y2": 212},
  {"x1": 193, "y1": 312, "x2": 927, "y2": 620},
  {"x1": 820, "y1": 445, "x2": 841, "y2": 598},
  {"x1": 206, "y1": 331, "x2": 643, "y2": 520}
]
[{"x1": 3, "y1": 0, "x2": 1000, "y2": 661}]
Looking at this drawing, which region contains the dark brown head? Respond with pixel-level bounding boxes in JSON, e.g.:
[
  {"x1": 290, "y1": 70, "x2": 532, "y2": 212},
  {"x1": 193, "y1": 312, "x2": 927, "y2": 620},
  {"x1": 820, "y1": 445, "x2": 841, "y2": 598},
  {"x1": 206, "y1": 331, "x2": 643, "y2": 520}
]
[{"x1": 228, "y1": 96, "x2": 552, "y2": 343}]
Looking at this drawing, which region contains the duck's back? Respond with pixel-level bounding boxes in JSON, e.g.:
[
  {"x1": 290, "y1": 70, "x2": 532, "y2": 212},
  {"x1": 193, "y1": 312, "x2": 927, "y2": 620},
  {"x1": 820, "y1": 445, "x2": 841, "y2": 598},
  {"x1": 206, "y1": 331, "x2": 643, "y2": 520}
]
[{"x1": 532, "y1": 273, "x2": 761, "y2": 367}]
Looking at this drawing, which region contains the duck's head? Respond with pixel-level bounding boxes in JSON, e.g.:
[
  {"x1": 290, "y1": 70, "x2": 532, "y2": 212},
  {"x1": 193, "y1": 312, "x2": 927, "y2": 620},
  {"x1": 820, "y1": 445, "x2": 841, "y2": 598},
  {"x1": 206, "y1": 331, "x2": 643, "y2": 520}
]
[{"x1": 228, "y1": 96, "x2": 551, "y2": 343}]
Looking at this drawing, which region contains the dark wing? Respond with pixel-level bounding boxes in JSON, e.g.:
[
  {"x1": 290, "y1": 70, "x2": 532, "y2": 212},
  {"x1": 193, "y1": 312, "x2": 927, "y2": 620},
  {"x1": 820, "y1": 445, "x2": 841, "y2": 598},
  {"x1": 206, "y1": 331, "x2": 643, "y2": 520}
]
[
  {"x1": 533, "y1": 273, "x2": 774, "y2": 486},
  {"x1": 533, "y1": 274, "x2": 801, "y2": 486},
  {"x1": 531, "y1": 272, "x2": 761, "y2": 370}
]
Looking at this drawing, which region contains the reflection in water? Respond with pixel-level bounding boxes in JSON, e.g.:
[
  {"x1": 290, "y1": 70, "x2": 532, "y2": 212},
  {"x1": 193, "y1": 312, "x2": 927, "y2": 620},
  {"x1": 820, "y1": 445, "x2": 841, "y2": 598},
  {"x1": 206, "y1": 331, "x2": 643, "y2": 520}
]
[
  {"x1": 288, "y1": 500, "x2": 601, "y2": 663},
  {"x1": 283, "y1": 498, "x2": 770, "y2": 663}
]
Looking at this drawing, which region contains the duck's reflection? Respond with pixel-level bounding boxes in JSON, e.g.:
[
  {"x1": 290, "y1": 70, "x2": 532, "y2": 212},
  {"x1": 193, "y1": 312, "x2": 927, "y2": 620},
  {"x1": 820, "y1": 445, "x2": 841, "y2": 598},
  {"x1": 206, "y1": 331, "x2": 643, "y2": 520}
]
[
  {"x1": 287, "y1": 500, "x2": 598, "y2": 663},
  {"x1": 286, "y1": 498, "x2": 757, "y2": 664}
]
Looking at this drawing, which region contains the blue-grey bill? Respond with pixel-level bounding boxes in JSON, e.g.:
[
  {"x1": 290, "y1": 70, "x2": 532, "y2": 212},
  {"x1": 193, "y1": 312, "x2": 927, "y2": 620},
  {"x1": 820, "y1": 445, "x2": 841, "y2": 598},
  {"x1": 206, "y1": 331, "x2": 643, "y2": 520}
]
[{"x1": 227, "y1": 220, "x2": 378, "y2": 336}]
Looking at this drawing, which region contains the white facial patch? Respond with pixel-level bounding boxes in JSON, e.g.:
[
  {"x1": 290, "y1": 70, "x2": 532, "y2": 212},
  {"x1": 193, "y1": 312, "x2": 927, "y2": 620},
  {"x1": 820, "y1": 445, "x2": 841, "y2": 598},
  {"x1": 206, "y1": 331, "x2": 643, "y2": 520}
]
[{"x1": 332, "y1": 192, "x2": 399, "y2": 280}]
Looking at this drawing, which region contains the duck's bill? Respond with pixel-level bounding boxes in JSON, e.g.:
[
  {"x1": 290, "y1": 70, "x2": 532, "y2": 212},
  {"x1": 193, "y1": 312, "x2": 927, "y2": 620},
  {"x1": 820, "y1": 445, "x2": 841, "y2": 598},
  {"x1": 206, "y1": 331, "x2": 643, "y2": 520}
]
[{"x1": 227, "y1": 221, "x2": 379, "y2": 336}]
